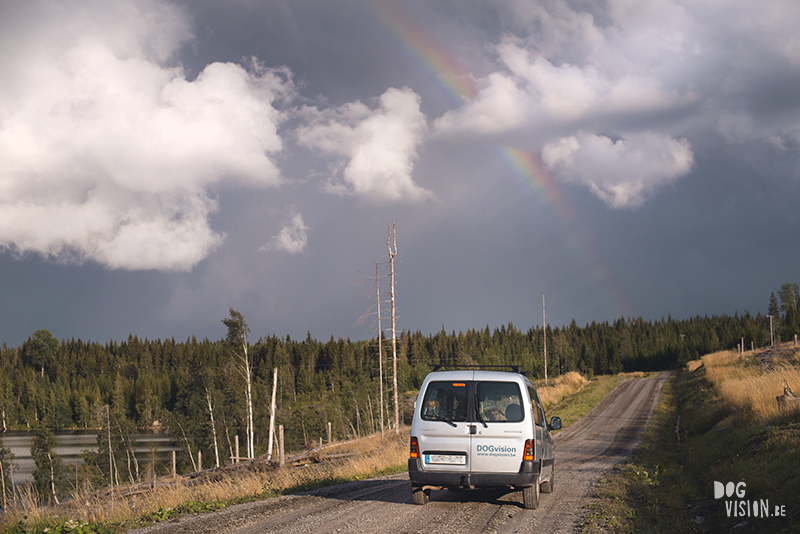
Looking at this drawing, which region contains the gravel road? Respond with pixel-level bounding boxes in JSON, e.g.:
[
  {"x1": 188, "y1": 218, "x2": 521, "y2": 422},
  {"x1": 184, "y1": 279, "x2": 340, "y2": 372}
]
[{"x1": 130, "y1": 373, "x2": 670, "y2": 534}]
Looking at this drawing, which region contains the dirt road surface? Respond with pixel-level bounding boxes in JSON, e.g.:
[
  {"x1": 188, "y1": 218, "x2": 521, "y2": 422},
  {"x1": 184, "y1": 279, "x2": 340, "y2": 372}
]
[{"x1": 130, "y1": 373, "x2": 670, "y2": 534}]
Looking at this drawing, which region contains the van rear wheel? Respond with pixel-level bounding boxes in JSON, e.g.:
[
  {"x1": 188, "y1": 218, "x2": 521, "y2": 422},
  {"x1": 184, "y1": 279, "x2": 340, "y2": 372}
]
[
  {"x1": 522, "y1": 481, "x2": 540, "y2": 509},
  {"x1": 412, "y1": 485, "x2": 429, "y2": 505}
]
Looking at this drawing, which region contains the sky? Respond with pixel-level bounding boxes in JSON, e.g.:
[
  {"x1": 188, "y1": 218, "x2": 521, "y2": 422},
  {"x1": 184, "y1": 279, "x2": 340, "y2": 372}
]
[{"x1": 1, "y1": 0, "x2": 799, "y2": 348}]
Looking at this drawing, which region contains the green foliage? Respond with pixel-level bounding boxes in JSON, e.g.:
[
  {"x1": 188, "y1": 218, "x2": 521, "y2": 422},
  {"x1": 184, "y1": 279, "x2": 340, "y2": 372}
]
[
  {"x1": 44, "y1": 520, "x2": 112, "y2": 534},
  {"x1": 136, "y1": 501, "x2": 225, "y2": 525},
  {"x1": 0, "y1": 286, "x2": 795, "y2": 480},
  {"x1": 0, "y1": 436, "x2": 15, "y2": 508},
  {"x1": 30, "y1": 427, "x2": 65, "y2": 505},
  {"x1": 1, "y1": 519, "x2": 111, "y2": 534},
  {"x1": 28, "y1": 330, "x2": 59, "y2": 376}
]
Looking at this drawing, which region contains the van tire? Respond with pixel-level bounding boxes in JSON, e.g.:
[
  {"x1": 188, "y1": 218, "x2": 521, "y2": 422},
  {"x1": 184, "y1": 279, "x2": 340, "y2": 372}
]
[
  {"x1": 412, "y1": 485, "x2": 430, "y2": 505},
  {"x1": 522, "y1": 481, "x2": 540, "y2": 509}
]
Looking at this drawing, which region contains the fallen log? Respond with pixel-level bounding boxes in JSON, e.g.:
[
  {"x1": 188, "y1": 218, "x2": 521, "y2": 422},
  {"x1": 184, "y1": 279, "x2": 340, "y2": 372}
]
[{"x1": 776, "y1": 379, "x2": 800, "y2": 410}]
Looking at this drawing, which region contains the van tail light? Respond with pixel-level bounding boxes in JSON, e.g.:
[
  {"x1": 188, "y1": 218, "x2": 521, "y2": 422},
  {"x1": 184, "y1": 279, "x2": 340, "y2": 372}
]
[
  {"x1": 410, "y1": 436, "x2": 420, "y2": 459},
  {"x1": 523, "y1": 439, "x2": 535, "y2": 462}
]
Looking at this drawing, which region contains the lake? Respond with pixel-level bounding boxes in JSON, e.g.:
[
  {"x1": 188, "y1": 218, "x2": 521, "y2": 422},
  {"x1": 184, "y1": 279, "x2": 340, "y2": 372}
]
[{"x1": 1, "y1": 429, "x2": 179, "y2": 486}]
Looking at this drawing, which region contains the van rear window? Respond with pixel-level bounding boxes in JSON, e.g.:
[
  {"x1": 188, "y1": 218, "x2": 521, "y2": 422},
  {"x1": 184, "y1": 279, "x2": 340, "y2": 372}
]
[
  {"x1": 477, "y1": 382, "x2": 523, "y2": 422},
  {"x1": 421, "y1": 381, "x2": 469, "y2": 422}
]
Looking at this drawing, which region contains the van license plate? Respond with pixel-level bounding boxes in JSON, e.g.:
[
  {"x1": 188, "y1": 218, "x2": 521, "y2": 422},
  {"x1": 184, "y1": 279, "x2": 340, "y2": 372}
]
[{"x1": 425, "y1": 454, "x2": 466, "y2": 465}]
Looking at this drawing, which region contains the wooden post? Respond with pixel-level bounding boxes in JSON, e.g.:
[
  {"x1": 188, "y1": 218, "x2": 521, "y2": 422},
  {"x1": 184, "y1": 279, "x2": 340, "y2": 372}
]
[
  {"x1": 327, "y1": 422, "x2": 332, "y2": 444},
  {"x1": 197, "y1": 451, "x2": 201, "y2": 472},
  {"x1": 171, "y1": 450, "x2": 176, "y2": 478},
  {"x1": 279, "y1": 425, "x2": 285, "y2": 468},
  {"x1": 235, "y1": 435, "x2": 240, "y2": 464}
]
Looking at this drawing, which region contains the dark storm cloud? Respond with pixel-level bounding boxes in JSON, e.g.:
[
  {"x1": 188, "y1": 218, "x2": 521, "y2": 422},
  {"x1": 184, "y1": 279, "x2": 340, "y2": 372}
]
[{"x1": 0, "y1": 0, "x2": 798, "y2": 346}]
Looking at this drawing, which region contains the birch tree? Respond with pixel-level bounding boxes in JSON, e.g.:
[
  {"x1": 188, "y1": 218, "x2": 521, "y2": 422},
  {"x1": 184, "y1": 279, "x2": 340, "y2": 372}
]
[
  {"x1": 222, "y1": 309, "x2": 255, "y2": 459},
  {"x1": 204, "y1": 385, "x2": 221, "y2": 467}
]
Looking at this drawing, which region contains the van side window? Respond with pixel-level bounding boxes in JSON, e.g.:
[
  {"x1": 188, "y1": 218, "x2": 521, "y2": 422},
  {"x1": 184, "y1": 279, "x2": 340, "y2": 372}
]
[
  {"x1": 421, "y1": 381, "x2": 469, "y2": 422},
  {"x1": 536, "y1": 392, "x2": 546, "y2": 427},
  {"x1": 528, "y1": 387, "x2": 543, "y2": 426},
  {"x1": 477, "y1": 382, "x2": 523, "y2": 422}
]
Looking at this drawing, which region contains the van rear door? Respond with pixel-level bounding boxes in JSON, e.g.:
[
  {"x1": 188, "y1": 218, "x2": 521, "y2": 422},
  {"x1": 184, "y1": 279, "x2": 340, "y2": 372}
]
[
  {"x1": 471, "y1": 379, "x2": 527, "y2": 474},
  {"x1": 416, "y1": 379, "x2": 471, "y2": 474}
]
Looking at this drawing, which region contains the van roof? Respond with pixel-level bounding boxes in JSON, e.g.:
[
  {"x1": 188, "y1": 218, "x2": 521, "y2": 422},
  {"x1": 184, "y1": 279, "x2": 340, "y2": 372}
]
[
  {"x1": 422, "y1": 369, "x2": 533, "y2": 387},
  {"x1": 432, "y1": 364, "x2": 527, "y2": 374}
]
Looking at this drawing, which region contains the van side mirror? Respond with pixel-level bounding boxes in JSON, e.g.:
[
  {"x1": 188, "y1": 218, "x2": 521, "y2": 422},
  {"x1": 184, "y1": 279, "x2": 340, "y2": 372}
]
[{"x1": 548, "y1": 416, "x2": 562, "y2": 431}]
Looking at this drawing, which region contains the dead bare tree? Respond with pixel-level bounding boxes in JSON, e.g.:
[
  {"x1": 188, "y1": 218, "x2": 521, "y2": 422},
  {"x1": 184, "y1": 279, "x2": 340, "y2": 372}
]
[
  {"x1": 377, "y1": 262, "x2": 385, "y2": 438},
  {"x1": 267, "y1": 367, "x2": 278, "y2": 461},
  {"x1": 204, "y1": 385, "x2": 221, "y2": 468},
  {"x1": 387, "y1": 223, "x2": 399, "y2": 434}
]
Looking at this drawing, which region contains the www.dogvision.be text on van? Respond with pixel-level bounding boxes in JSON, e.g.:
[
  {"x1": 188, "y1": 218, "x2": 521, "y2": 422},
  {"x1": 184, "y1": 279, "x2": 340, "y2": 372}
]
[{"x1": 408, "y1": 365, "x2": 561, "y2": 509}]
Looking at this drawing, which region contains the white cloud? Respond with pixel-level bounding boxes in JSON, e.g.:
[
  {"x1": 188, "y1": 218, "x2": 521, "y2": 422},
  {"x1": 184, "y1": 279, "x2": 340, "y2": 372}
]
[
  {"x1": 0, "y1": 0, "x2": 293, "y2": 271},
  {"x1": 542, "y1": 131, "x2": 694, "y2": 209},
  {"x1": 265, "y1": 211, "x2": 309, "y2": 255},
  {"x1": 432, "y1": 0, "x2": 800, "y2": 206},
  {"x1": 296, "y1": 87, "x2": 433, "y2": 203},
  {"x1": 434, "y1": 37, "x2": 693, "y2": 138},
  {"x1": 432, "y1": 72, "x2": 529, "y2": 136}
]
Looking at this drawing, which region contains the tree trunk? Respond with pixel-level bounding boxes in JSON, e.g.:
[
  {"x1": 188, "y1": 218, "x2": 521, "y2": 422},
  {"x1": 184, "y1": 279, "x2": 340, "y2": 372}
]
[
  {"x1": 267, "y1": 367, "x2": 278, "y2": 461},
  {"x1": 47, "y1": 452, "x2": 59, "y2": 505},
  {"x1": 1, "y1": 457, "x2": 6, "y2": 510},
  {"x1": 205, "y1": 387, "x2": 221, "y2": 468},
  {"x1": 377, "y1": 262, "x2": 384, "y2": 438},
  {"x1": 387, "y1": 223, "x2": 399, "y2": 434},
  {"x1": 243, "y1": 343, "x2": 255, "y2": 459}
]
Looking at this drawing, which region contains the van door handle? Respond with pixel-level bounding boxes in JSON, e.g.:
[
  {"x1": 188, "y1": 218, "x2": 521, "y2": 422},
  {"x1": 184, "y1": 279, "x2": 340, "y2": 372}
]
[{"x1": 468, "y1": 425, "x2": 477, "y2": 435}]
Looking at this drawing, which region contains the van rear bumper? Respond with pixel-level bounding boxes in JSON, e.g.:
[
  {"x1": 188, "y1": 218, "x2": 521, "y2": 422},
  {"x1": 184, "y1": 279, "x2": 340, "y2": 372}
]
[{"x1": 408, "y1": 458, "x2": 540, "y2": 487}]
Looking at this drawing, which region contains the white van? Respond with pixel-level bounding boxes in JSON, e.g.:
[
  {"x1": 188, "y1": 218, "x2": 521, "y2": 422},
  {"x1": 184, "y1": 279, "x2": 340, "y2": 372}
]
[{"x1": 408, "y1": 366, "x2": 561, "y2": 509}]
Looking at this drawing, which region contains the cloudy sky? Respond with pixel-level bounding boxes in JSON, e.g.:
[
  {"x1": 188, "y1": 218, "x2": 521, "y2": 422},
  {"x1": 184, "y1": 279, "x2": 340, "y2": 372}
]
[{"x1": 1, "y1": 0, "x2": 799, "y2": 347}]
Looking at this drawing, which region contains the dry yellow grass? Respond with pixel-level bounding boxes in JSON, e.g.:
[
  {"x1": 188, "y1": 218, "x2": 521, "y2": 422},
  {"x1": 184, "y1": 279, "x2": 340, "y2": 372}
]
[
  {"x1": 696, "y1": 347, "x2": 800, "y2": 424},
  {"x1": 1, "y1": 433, "x2": 409, "y2": 529},
  {"x1": 536, "y1": 371, "x2": 588, "y2": 407}
]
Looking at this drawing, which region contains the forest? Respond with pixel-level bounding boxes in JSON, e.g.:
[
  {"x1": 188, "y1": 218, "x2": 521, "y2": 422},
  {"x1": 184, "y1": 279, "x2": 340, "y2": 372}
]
[{"x1": 0, "y1": 283, "x2": 798, "y2": 503}]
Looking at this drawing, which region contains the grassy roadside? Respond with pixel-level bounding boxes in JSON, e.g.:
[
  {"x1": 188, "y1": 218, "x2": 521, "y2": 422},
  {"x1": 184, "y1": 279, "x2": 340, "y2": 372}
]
[
  {"x1": 1, "y1": 434, "x2": 410, "y2": 534},
  {"x1": 0, "y1": 371, "x2": 633, "y2": 534},
  {"x1": 583, "y1": 348, "x2": 800, "y2": 533}
]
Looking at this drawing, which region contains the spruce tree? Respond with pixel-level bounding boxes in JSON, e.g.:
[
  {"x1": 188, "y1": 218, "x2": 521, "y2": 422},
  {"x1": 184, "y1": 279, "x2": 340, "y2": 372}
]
[
  {"x1": 0, "y1": 436, "x2": 16, "y2": 510},
  {"x1": 31, "y1": 426, "x2": 65, "y2": 505}
]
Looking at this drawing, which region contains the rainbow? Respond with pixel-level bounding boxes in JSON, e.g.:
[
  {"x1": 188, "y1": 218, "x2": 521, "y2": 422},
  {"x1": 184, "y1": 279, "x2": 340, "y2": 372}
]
[
  {"x1": 373, "y1": 2, "x2": 476, "y2": 106},
  {"x1": 371, "y1": 2, "x2": 632, "y2": 320},
  {"x1": 501, "y1": 147, "x2": 632, "y2": 319},
  {"x1": 501, "y1": 147, "x2": 575, "y2": 224}
]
